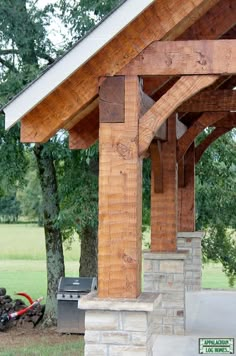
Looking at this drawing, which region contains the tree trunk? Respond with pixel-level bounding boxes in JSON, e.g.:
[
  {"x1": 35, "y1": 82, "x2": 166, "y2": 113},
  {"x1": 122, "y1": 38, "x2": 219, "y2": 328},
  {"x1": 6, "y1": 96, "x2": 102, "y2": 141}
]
[
  {"x1": 34, "y1": 144, "x2": 65, "y2": 325},
  {"x1": 79, "y1": 224, "x2": 97, "y2": 277}
]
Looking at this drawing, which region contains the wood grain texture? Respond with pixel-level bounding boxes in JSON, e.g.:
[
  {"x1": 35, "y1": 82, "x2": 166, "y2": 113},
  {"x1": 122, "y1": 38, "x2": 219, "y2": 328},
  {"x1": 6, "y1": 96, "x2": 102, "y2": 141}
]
[
  {"x1": 150, "y1": 141, "x2": 163, "y2": 193},
  {"x1": 195, "y1": 127, "x2": 231, "y2": 163},
  {"x1": 20, "y1": 0, "x2": 220, "y2": 142},
  {"x1": 179, "y1": 90, "x2": 236, "y2": 112},
  {"x1": 178, "y1": 158, "x2": 185, "y2": 188},
  {"x1": 99, "y1": 76, "x2": 125, "y2": 123},
  {"x1": 142, "y1": 0, "x2": 236, "y2": 102},
  {"x1": 178, "y1": 144, "x2": 195, "y2": 232},
  {"x1": 69, "y1": 107, "x2": 99, "y2": 149},
  {"x1": 139, "y1": 75, "x2": 219, "y2": 156},
  {"x1": 151, "y1": 115, "x2": 177, "y2": 252},
  {"x1": 120, "y1": 40, "x2": 236, "y2": 76},
  {"x1": 179, "y1": 0, "x2": 236, "y2": 41},
  {"x1": 177, "y1": 111, "x2": 227, "y2": 162},
  {"x1": 98, "y1": 76, "x2": 142, "y2": 298},
  {"x1": 214, "y1": 112, "x2": 236, "y2": 127}
]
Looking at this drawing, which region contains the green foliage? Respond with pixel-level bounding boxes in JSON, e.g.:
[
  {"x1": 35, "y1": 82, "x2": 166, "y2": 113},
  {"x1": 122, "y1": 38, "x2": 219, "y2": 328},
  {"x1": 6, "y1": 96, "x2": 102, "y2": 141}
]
[
  {"x1": 57, "y1": 145, "x2": 99, "y2": 240},
  {"x1": 58, "y1": 0, "x2": 124, "y2": 43},
  {"x1": 0, "y1": 194, "x2": 21, "y2": 223},
  {"x1": 196, "y1": 129, "x2": 236, "y2": 285}
]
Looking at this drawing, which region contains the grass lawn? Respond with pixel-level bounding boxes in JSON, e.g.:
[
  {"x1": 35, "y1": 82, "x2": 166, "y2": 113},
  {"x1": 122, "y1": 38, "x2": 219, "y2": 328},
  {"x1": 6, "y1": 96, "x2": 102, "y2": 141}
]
[
  {"x1": 0, "y1": 340, "x2": 84, "y2": 356},
  {"x1": 1, "y1": 224, "x2": 236, "y2": 299},
  {"x1": 0, "y1": 224, "x2": 80, "y2": 300},
  {"x1": 202, "y1": 262, "x2": 236, "y2": 290}
]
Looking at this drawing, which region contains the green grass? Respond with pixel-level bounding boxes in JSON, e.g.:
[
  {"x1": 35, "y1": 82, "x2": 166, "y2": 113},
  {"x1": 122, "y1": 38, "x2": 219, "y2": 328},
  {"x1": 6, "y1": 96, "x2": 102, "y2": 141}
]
[
  {"x1": 202, "y1": 262, "x2": 236, "y2": 290},
  {"x1": 0, "y1": 340, "x2": 84, "y2": 356},
  {"x1": 0, "y1": 224, "x2": 80, "y2": 260},
  {"x1": 1, "y1": 224, "x2": 236, "y2": 300},
  {"x1": 0, "y1": 224, "x2": 81, "y2": 299}
]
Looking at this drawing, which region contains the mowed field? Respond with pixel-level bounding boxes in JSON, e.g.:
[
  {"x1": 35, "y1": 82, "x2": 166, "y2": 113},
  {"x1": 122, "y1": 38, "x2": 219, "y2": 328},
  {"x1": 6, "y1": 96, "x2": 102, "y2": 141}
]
[
  {"x1": 0, "y1": 224, "x2": 80, "y2": 299},
  {"x1": 0, "y1": 224, "x2": 236, "y2": 301}
]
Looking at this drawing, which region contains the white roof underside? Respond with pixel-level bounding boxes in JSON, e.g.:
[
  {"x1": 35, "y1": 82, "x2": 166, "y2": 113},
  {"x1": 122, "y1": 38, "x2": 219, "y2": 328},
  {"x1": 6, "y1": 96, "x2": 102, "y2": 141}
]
[{"x1": 4, "y1": 0, "x2": 155, "y2": 129}]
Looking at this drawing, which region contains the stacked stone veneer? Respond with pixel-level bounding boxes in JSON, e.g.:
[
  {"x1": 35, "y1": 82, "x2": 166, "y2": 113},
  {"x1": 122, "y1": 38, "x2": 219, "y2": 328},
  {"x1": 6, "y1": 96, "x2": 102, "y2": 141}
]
[
  {"x1": 177, "y1": 231, "x2": 203, "y2": 291},
  {"x1": 143, "y1": 251, "x2": 187, "y2": 336},
  {"x1": 79, "y1": 291, "x2": 161, "y2": 356}
]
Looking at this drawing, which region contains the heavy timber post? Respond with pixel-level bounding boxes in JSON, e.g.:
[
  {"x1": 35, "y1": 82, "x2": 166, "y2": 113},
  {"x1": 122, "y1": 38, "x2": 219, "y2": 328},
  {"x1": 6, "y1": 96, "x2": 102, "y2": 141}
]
[
  {"x1": 151, "y1": 115, "x2": 177, "y2": 252},
  {"x1": 98, "y1": 76, "x2": 142, "y2": 298},
  {"x1": 178, "y1": 143, "x2": 195, "y2": 232}
]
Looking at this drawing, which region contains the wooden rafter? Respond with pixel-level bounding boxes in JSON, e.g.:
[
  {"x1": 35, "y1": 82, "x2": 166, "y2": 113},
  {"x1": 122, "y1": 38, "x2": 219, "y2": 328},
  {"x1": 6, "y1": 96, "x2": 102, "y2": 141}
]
[
  {"x1": 195, "y1": 127, "x2": 231, "y2": 163},
  {"x1": 214, "y1": 114, "x2": 236, "y2": 127},
  {"x1": 120, "y1": 40, "x2": 236, "y2": 76},
  {"x1": 143, "y1": 0, "x2": 236, "y2": 101},
  {"x1": 69, "y1": 0, "x2": 236, "y2": 148},
  {"x1": 69, "y1": 107, "x2": 99, "y2": 149},
  {"x1": 20, "y1": 0, "x2": 221, "y2": 143},
  {"x1": 179, "y1": 90, "x2": 236, "y2": 112},
  {"x1": 139, "y1": 75, "x2": 219, "y2": 156}
]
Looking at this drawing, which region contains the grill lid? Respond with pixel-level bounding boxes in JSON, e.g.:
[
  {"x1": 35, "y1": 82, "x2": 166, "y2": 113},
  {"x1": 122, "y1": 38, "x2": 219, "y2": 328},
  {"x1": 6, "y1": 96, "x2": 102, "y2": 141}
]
[{"x1": 58, "y1": 277, "x2": 97, "y2": 293}]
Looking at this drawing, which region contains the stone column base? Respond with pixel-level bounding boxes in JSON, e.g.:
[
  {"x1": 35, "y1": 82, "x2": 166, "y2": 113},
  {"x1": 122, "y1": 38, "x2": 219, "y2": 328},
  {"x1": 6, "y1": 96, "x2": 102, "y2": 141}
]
[
  {"x1": 143, "y1": 251, "x2": 188, "y2": 336},
  {"x1": 79, "y1": 291, "x2": 161, "y2": 356},
  {"x1": 177, "y1": 231, "x2": 204, "y2": 291}
]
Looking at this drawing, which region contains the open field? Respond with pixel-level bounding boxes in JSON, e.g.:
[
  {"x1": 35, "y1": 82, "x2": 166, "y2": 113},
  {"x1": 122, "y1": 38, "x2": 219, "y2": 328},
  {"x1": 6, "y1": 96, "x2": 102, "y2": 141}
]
[
  {"x1": 0, "y1": 224, "x2": 80, "y2": 299},
  {"x1": 0, "y1": 224, "x2": 236, "y2": 300}
]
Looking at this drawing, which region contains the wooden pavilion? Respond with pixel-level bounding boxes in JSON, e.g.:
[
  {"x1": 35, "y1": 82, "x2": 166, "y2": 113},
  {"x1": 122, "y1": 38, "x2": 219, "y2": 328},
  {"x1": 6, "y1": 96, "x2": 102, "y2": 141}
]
[{"x1": 3, "y1": 0, "x2": 236, "y2": 353}]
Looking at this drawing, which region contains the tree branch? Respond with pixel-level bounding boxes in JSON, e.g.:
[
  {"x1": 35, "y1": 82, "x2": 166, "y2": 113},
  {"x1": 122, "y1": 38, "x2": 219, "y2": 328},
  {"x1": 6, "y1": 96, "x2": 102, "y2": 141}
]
[
  {"x1": 36, "y1": 51, "x2": 55, "y2": 64},
  {"x1": 0, "y1": 49, "x2": 19, "y2": 55},
  {"x1": 0, "y1": 56, "x2": 17, "y2": 72}
]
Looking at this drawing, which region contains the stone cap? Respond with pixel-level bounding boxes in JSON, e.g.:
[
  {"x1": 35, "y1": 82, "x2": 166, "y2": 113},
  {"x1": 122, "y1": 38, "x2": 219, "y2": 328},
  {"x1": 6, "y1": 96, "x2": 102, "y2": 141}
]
[
  {"x1": 177, "y1": 231, "x2": 205, "y2": 239},
  {"x1": 143, "y1": 250, "x2": 189, "y2": 260},
  {"x1": 78, "y1": 291, "x2": 161, "y2": 312}
]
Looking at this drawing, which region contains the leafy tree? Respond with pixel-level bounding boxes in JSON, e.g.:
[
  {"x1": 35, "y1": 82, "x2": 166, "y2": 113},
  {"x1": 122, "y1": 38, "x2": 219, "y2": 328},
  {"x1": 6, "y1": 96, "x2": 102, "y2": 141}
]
[
  {"x1": 0, "y1": 0, "x2": 64, "y2": 325},
  {"x1": 196, "y1": 129, "x2": 236, "y2": 285},
  {"x1": 0, "y1": 0, "x2": 123, "y2": 324},
  {"x1": 0, "y1": 194, "x2": 21, "y2": 223}
]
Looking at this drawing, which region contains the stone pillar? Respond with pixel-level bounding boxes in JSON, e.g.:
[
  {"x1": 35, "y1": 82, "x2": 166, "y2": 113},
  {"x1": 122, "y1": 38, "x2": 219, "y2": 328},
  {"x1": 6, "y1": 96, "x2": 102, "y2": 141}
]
[
  {"x1": 143, "y1": 251, "x2": 187, "y2": 336},
  {"x1": 177, "y1": 231, "x2": 203, "y2": 291},
  {"x1": 79, "y1": 292, "x2": 161, "y2": 356}
]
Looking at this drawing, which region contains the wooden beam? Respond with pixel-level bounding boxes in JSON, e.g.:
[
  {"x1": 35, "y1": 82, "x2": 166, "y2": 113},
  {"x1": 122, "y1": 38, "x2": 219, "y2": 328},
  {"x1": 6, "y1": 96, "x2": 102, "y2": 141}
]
[
  {"x1": 20, "y1": 0, "x2": 220, "y2": 142},
  {"x1": 98, "y1": 76, "x2": 142, "y2": 298},
  {"x1": 178, "y1": 158, "x2": 185, "y2": 188},
  {"x1": 150, "y1": 141, "x2": 163, "y2": 193},
  {"x1": 139, "y1": 75, "x2": 219, "y2": 156},
  {"x1": 179, "y1": 90, "x2": 236, "y2": 112},
  {"x1": 69, "y1": 107, "x2": 99, "y2": 149},
  {"x1": 120, "y1": 40, "x2": 236, "y2": 76},
  {"x1": 178, "y1": 144, "x2": 195, "y2": 232},
  {"x1": 195, "y1": 127, "x2": 231, "y2": 163},
  {"x1": 179, "y1": 0, "x2": 236, "y2": 41},
  {"x1": 214, "y1": 113, "x2": 236, "y2": 127},
  {"x1": 143, "y1": 0, "x2": 236, "y2": 102},
  {"x1": 151, "y1": 115, "x2": 177, "y2": 252},
  {"x1": 140, "y1": 91, "x2": 167, "y2": 141},
  {"x1": 177, "y1": 112, "x2": 227, "y2": 162},
  {"x1": 99, "y1": 76, "x2": 125, "y2": 123},
  {"x1": 179, "y1": 76, "x2": 236, "y2": 126}
]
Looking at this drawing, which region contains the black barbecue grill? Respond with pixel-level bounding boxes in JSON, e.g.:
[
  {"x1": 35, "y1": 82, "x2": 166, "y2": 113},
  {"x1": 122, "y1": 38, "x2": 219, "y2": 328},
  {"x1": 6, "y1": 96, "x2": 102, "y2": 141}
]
[{"x1": 57, "y1": 277, "x2": 97, "y2": 334}]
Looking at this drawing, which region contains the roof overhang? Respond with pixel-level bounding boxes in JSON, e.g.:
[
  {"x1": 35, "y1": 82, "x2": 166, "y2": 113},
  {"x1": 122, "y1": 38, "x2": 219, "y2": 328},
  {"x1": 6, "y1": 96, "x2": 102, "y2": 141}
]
[{"x1": 3, "y1": 0, "x2": 155, "y2": 129}]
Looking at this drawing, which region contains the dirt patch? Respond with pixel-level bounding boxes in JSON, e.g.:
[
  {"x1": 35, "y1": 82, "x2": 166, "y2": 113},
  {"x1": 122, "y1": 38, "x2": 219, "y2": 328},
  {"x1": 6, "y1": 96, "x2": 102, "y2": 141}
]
[{"x1": 0, "y1": 324, "x2": 83, "y2": 351}]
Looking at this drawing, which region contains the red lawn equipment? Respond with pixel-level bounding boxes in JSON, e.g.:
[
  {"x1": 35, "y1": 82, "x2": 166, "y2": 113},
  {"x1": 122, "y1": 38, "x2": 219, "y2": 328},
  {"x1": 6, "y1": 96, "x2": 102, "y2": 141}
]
[{"x1": 0, "y1": 292, "x2": 44, "y2": 331}]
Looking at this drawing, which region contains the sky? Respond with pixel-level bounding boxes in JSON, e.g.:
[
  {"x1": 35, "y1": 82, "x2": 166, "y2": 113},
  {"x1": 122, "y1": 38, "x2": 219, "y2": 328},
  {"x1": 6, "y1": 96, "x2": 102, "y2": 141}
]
[{"x1": 36, "y1": 0, "x2": 70, "y2": 49}]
